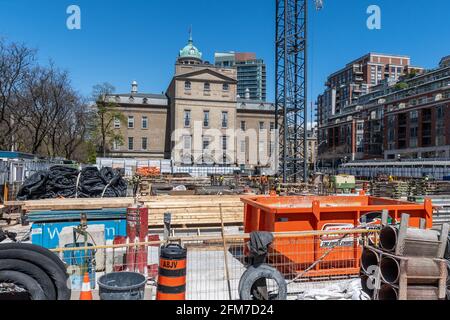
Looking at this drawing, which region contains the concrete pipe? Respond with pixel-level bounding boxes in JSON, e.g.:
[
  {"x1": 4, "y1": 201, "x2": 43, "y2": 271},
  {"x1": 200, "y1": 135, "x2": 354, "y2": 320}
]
[
  {"x1": 402, "y1": 229, "x2": 440, "y2": 258},
  {"x1": 404, "y1": 257, "x2": 442, "y2": 285},
  {"x1": 380, "y1": 256, "x2": 400, "y2": 284},
  {"x1": 361, "y1": 248, "x2": 380, "y2": 274},
  {"x1": 380, "y1": 226, "x2": 398, "y2": 252},
  {"x1": 378, "y1": 284, "x2": 398, "y2": 300},
  {"x1": 380, "y1": 226, "x2": 441, "y2": 257},
  {"x1": 406, "y1": 286, "x2": 440, "y2": 300},
  {"x1": 379, "y1": 284, "x2": 440, "y2": 300}
]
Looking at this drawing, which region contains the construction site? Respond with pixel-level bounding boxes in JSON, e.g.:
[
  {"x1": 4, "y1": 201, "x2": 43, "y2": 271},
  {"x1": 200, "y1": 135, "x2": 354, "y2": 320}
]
[{"x1": 0, "y1": 0, "x2": 449, "y2": 304}]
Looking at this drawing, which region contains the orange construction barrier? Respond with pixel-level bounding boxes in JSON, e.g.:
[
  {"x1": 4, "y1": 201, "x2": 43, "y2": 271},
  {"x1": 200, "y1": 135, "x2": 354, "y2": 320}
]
[
  {"x1": 79, "y1": 273, "x2": 93, "y2": 300},
  {"x1": 156, "y1": 244, "x2": 187, "y2": 300},
  {"x1": 241, "y1": 195, "x2": 434, "y2": 277}
]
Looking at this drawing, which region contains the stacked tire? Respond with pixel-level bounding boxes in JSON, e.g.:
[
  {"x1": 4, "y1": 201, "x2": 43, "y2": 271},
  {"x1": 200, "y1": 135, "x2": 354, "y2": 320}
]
[{"x1": 0, "y1": 243, "x2": 71, "y2": 300}]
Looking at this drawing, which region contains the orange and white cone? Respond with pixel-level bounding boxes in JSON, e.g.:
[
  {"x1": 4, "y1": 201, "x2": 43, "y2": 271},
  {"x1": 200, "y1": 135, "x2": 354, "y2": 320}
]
[{"x1": 79, "y1": 272, "x2": 93, "y2": 301}]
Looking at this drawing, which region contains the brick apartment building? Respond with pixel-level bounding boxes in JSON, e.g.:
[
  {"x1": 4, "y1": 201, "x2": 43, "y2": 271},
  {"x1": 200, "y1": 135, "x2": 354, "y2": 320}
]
[{"x1": 317, "y1": 53, "x2": 450, "y2": 167}]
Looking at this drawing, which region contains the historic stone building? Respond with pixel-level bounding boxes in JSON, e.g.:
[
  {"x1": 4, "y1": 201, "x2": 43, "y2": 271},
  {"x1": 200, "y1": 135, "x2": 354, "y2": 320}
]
[{"x1": 106, "y1": 36, "x2": 276, "y2": 172}]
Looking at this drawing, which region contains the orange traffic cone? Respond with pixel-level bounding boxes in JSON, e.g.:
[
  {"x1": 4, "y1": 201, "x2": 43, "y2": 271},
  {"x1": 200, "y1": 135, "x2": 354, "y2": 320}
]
[{"x1": 79, "y1": 272, "x2": 93, "y2": 300}]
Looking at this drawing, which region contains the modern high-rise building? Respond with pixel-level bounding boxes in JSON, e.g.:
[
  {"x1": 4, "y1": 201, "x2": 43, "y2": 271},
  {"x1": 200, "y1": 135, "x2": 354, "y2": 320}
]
[{"x1": 215, "y1": 52, "x2": 267, "y2": 101}]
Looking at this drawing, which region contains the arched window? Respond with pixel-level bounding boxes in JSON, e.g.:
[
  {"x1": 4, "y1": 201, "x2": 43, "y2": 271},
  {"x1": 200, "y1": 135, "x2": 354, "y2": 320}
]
[
  {"x1": 204, "y1": 82, "x2": 211, "y2": 91},
  {"x1": 223, "y1": 83, "x2": 229, "y2": 91},
  {"x1": 185, "y1": 81, "x2": 191, "y2": 90}
]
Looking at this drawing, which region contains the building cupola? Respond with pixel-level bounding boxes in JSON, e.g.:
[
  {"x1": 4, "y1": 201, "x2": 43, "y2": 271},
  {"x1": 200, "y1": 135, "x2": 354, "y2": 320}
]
[{"x1": 178, "y1": 29, "x2": 203, "y2": 65}]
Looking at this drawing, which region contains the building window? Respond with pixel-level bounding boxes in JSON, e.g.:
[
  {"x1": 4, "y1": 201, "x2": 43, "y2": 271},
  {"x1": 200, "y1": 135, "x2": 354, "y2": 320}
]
[
  {"x1": 222, "y1": 112, "x2": 228, "y2": 128},
  {"x1": 183, "y1": 135, "x2": 192, "y2": 150},
  {"x1": 270, "y1": 141, "x2": 275, "y2": 157},
  {"x1": 357, "y1": 123, "x2": 364, "y2": 131},
  {"x1": 203, "y1": 111, "x2": 210, "y2": 127},
  {"x1": 203, "y1": 137, "x2": 210, "y2": 150},
  {"x1": 223, "y1": 83, "x2": 229, "y2": 91},
  {"x1": 114, "y1": 117, "x2": 121, "y2": 129},
  {"x1": 259, "y1": 122, "x2": 265, "y2": 131},
  {"x1": 128, "y1": 137, "x2": 134, "y2": 151},
  {"x1": 270, "y1": 122, "x2": 275, "y2": 131},
  {"x1": 204, "y1": 83, "x2": 211, "y2": 91},
  {"x1": 240, "y1": 140, "x2": 246, "y2": 153},
  {"x1": 128, "y1": 116, "x2": 134, "y2": 129},
  {"x1": 240, "y1": 121, "x2": 246, "y2": 131},
  {"x1": 113, "y1": 139, "x2": 120, "y2": 151},
  {"x1": 185, "y1": 81, "x2": 191, "y2": 90},
  {"x1": 222, "y1": 136, "x2": 228, "y2": 151},
  {"x1": 142, "y1": 116, "x2": 148, "y2": 129},
  {"x1": 184, "y1": 110, "x2": 191, "y2": 127},
  {"x1": 142, "y1": 137, "x2": 148, "y2": 150}
]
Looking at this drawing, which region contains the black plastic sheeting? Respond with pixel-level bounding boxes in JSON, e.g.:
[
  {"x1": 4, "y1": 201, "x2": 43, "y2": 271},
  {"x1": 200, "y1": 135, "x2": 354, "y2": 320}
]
[
  {"x1": 247, "y1": 231, "x2": 274, "y2": 266},
  {"x1": 17, "y1": 166, "x2": 128, "y2": 200}
]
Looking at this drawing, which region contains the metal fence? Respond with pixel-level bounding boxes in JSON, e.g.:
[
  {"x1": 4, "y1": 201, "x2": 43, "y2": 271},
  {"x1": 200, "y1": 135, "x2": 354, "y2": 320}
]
[
  {"x1": 51, "y1": 230, "x2": 378, "y2": 300},
  {"x1": 0, "y1": 159, "x2": 52, "y2": 185}
]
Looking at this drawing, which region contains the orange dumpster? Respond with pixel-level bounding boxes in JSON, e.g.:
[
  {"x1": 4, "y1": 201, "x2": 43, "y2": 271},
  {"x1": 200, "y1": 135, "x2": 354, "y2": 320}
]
[{"x1": 241, "y1": 195, "x2": 433, "y2": 278}]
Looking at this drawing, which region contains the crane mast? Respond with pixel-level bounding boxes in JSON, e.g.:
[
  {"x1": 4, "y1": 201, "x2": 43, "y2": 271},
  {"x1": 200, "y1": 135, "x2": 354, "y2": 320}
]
[{"x1": 275, "y1": 0, "x2": 323, "y2": 183}]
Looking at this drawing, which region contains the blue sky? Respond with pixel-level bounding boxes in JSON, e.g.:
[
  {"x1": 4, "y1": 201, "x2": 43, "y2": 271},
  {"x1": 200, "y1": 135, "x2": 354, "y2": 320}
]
[{"x1": 0, "y1": 0, "x2": 449, "y2": 104}]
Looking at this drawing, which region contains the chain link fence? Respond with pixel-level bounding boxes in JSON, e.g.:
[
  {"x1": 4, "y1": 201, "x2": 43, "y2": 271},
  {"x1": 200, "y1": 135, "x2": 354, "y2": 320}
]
[{"x1": 51, "y1": 230, "x2": 379, "y2": 300}]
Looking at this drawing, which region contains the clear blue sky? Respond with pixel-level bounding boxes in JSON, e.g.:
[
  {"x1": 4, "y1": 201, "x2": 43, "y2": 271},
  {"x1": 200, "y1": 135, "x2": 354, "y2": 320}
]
[{"x1": 0, "y1": 0, "x2": 449, "y2": 104}]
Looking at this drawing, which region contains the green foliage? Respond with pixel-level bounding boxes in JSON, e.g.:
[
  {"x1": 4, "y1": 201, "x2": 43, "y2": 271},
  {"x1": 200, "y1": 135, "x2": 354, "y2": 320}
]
[
  {"x1": 86, "y1": 141, "x2": 98, "y2": 164},
  {"x1": 90, "y1": 83, "x2": 126, "y2": 157},
  {"x1": 394, "y1": 82, "x2": 409, "y2": 91}
]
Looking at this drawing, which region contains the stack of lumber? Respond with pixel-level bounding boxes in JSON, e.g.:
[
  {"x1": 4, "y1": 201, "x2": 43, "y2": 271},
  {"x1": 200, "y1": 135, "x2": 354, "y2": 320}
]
[
  {"x1": 370, "y1": 181, "x2": 409, "y2": 199},
  {"x1": 5, "y1": 195, "x2": 246, "y2": 228},
  {"x1": 144, "y1": 176, "x2": 212, "y2": 188},
  {"x1": 13, "y1": 198, "x2": 135, "y2": 212},
  {"x1": 407, "y1": 179, "x2": 428, "y2": 198},
  {"x1": 141, "y1": 195, "x2": 244, "y2": 227}
]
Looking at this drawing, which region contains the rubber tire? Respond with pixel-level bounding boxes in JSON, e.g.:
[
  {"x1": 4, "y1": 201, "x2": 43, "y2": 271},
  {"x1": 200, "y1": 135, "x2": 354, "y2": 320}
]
[
  {"x1": 0, "y1": 259, "x2": 57, "y2": 300},
  {"x1": 0, "y1": 270, "x2": 47, "y2": 300},
  {"x1": 238, "y1": 264, "x2": 280, "y2": 297},
  {"x1": 0, "y1": 243, "x2": 67, "y2": 274},
  {"x1": 239, "y1": 264, "x2": 287, "y2": 301},
  {"x1": 0, "y1": 249, "x2": 71, "y2": 300}
]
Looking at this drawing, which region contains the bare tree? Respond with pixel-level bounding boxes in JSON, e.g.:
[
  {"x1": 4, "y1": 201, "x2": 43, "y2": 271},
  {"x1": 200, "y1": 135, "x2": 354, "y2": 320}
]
[
  {"x1": 91, "y1": 83, "x2": 125, "y2": 158},
  {"x1": 16, "y1": 64, "x2": 78, "y2": 155},
  {"x1": 0, "y1": 39, "x2": 35, "y2": 150},
  {"x1": 0, "y1": 39, "x2": 119, "y2": 163}
]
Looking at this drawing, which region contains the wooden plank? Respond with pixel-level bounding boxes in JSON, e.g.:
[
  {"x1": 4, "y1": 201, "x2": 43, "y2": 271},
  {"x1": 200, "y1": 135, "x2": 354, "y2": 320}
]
[{"x1": 23, "y1": 198, "x2": 135, "y2": 211}]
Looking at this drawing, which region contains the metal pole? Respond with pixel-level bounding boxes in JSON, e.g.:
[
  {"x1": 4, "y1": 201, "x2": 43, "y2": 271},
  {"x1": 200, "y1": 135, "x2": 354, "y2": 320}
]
[
  {"x1": 219, "y1": 204, "x2": 233, "y2": 300},
  {"x1": 283, "y1": 0, "x2": 288, "y2": 183}
]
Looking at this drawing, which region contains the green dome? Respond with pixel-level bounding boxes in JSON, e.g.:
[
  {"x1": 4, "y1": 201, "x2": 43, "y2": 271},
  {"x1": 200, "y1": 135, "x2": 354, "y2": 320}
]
[{"x1": 179, "y1": 35, "x2": 202, "y2": 60}]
